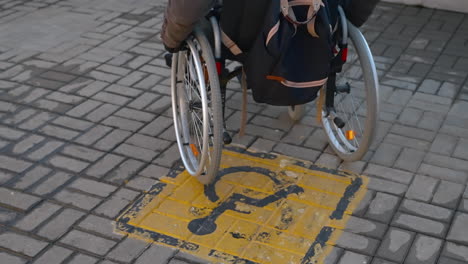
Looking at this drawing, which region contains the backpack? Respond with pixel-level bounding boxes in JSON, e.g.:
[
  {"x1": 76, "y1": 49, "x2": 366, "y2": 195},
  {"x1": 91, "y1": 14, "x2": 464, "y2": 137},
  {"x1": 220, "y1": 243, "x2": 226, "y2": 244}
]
[{"x1": 221, "y1": 0, "x2": 336, "y2": 106}]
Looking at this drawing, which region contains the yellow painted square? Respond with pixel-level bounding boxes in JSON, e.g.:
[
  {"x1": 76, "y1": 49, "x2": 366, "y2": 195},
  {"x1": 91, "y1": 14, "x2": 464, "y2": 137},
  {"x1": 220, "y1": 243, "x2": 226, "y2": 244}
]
[
  {"x1": 243, "y1": 242, "x2": 304, "y2": 264},
  {"x1": 170, "y1": 176, "x2": 205, "y2": 201},
  {"x1": 215, "y1": 219, "x2": 260, "y2": 256},
  {"x1": 188, "y1": 214, "x2": 237, "y2": 249},
  {"x1": 254, "y1": 227, "x2": 313, "y2": 255},
  {"x1": 139, "y1": 212, "x2": 192, "y2": 240},
  {"x1": 116, "y1": 147, "x2": 368, "y2": 264},
  {"x1": 154, "y1": 198, "x2": 211, "y2": 221}
]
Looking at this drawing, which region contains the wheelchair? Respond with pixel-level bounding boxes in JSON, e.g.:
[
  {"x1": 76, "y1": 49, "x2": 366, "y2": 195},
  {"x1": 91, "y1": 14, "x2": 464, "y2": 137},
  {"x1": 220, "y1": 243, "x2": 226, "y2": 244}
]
[{"x1": 167, "y1": 5, "x2": 380, "y2": 185}]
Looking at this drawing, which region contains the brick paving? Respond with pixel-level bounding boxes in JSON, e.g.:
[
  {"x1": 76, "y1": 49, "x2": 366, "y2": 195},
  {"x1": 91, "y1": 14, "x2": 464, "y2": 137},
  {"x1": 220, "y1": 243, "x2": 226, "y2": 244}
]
[{"x1": 0, "y1": 0, "x2": 467, "y2": 263}]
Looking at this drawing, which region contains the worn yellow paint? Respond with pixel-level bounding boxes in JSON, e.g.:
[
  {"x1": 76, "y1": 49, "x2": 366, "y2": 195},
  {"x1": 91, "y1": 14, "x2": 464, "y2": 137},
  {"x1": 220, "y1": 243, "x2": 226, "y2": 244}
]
[{"x1": 116, "y1": 147, "x2": 368, "y2": 264}]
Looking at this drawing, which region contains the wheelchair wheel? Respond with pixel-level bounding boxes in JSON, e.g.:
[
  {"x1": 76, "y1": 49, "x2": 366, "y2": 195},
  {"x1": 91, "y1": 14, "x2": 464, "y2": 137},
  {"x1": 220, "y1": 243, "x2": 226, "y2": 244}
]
[
  {"x1": 318, "y1": 21, "x2": 379, "y2": 161},
  {"x1": 171, "y1": 28, "x2": 223, "y2": 185}
]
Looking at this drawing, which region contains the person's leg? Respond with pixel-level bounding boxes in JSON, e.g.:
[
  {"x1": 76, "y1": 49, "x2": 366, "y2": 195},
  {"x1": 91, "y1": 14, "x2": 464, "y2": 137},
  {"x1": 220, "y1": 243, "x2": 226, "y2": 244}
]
[{"x1": 161, "y1": 0, "x2": 216, "y2": 50}]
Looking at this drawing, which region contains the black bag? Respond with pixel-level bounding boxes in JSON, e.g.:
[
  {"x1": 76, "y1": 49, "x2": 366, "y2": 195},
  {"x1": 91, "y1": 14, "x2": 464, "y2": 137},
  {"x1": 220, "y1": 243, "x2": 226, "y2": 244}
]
[
  {"x1": 342, "y1": 0, "x2": 380, "y2": 27},
  {"x1": 221, "y1": 0, "x2": 334, "y2": 106}
]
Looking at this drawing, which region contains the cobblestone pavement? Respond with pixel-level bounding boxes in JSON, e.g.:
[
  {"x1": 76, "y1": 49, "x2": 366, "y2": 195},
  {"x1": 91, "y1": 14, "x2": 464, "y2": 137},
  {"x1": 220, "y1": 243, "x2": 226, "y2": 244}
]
[{"x1": 0, "y1": 0, "x2": 467, "y2": 263}]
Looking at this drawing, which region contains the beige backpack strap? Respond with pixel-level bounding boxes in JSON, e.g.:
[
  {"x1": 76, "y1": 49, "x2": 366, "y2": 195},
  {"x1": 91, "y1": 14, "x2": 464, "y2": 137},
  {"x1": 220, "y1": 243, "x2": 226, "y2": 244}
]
[
  {"x1": 221, "y1": 30, "x2": 243, "y2": 56},
  {"x1": 239, "y1": 68, "x2": 248, "y2": 137}
]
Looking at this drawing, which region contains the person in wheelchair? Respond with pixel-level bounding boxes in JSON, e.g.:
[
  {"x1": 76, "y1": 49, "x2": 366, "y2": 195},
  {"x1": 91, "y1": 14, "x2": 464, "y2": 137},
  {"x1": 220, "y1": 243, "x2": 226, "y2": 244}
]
[
  {"x1": 161, "y1": 0, "x2": 380, "y2": 185},
  {"x1": 161, "y1": 0, "x2": 379, "y2": 53}
]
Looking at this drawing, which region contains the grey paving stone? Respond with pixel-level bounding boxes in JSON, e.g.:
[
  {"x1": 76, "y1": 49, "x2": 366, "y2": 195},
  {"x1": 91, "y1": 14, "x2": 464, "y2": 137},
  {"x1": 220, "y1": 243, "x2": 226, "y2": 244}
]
[
  {"x1": 0, "y1": 232, "x2": 48, "y2": 257},
  {"x1": 417, "y1": 111, "x2": 445, "y2": 131},
  {"x1": 385, "y1": 133, "x2": 431, "y2": 151},
  {"x1": 400, "y1": 199, "x2": 453, "y2": 223},
  {"x1": 377, "y1": 227, "x2": 415, "y2": 263},
  {"x1": 53, "y1": 116, "x2": 93, "y2": 131},
  {"x1": 125, "y1": 134, "x2": 171, "y2": 152},
  {"x1": 406, "y1": 175, "x2": 438, "y2": 202},
  {"x1": 432, "y1": 180, "x2": 464, "y2": 208},
  {"x1": 94, "y1": 188, "x2": 139, "y2": 218},
  {"x1": 77, "y1": 81, "x2": 109, "y2": 97},
  {"x1": 372, "y1": 258, "x2": 398, "y2": 264},
  {"x1": 338, "y1": 251, "x2": 371, "y2": 264},
  {"x1": 27, "y1": 141, "x2": 64, "y2": 161},
  {"x1": 54, "y1": 189, "x2": 101, "y2": 210},
  {"x1": 344, "y1": 216, "x2": 387, "y2": 239},
  {"x1": 67, "y1": 99, "x2": 102, "y2": 118},
  {"x1": 127, "y1": 92, "x2": 158, "y2": 110},
  {"x1": 48, "y1": 155, "x2": 90, "y2": 173},
  {"x1": 107, "y1": 237, "x2": 149, "y2": 262},
  {"x1": 37, "y1": 208, "x2": 85, "y2": 240},
  {"x1": 339, "y1": 160, "x2": 367, "y2": 175},
  {"x1": 61, "y1": 230, "x2": 117, "y2": 255},
  {"x1": 75, "y1": 125, "x2": 112, "y2": 146},
  {"x1": 447, "y1": 213, "x2": 468, "y2": 245},
  {"x1": 138, "y1": 164, "x2": 170, "y2": 179},
  {"x1": 0, "y1": 171, "x2": 14, "y2": 185},
  {"x1": 139, "y1": 116, "x2": 172, "y2": 137},
  {"x1": 460, "y1": 198, "x2": 468, "y2": 213},
  {"x1": 67, "y1": 253, "x2": 99, "y2": 264},
  {"x1": 0, "y1": 207, "x2": 17, "y2": 223},
  {"x1": 46, "y1": 91, "x2": 83, "y2": 104},
  {"x1": 104, "y1": 159, "x2": 144, "y2": 184},
  {"x1": 0, "y1": 187, "x2": 40, "y2": 211},
  {"x1": 323, "y1": 246, "x2": 344, "y2": 264},
  {"x1": 353, "y1": 190, "x2": 375, "y2": 217},
  {"x1": 335, "y1": 231, "x2": 379, "y2": 255},
  {"x1": 394, "y1": 148, "x2": 425, "y2": 172},
  {"x1": 3, "y1": 109, "x2": 37, "y2": 126},
  {"x1": 398, "y1": 108, "x2": 423, "y2": 126},
  {"x1": 424, "y1": 153, "x2": 468, "y2": 173},
  {"x1": 249, "y1": 138, "x2": 276, "y2": 153},
  {"x1": 12, "y1": 166, "x2": 50, "y2": 190},
  {"x1": 371, "y1": 143, "x2": 401, "y2": 167},
  {"x1": 12, "y1": 135, "x2": 44, "y2": 154},
  {"x1": 453, "y1": 139, "x2": 468, "y2": 160},
  {"x1": 153, "y1": 143, "x2": 182, "y2": 168},
  {"x1": 105, "y1": 84, "x2": 141, "y2": 97},
  {"x1": 126, "y1": 176, "x2": 158, "y2": 191},
  {"x1": 19, "y1": 112, "x2": 55, "y2": 131},
  {"x1": 78, "y1": 214, "x2": 124, "y2": 240},
  {"x1": 32, "y1": 245, "x2": 73, "y2": 264},
  {"x1": 405, "y1": 235, "x2": 442, "y2": 264},
  {"x1": 146, "y1": 95, "x2": 171, "y2": 113},
  {"x1": 0, "y1": 252, "x2": 26, "y2": 264},
  {"x1": 85, "y1": 104, "x2": 120, "y2": 122},
  {"x1": 273, "y1": 143, "x2": 320, "y2": 162},
  {"x1": 15, "y1": 202, "x2": 61, "y2": 231},
  {"x1": 114, "y1": 143, "x2": 157, "y2": 162},
  {"x1": 390, "y1": 125, "x2": 436, "y2": 142},
  {"x1": 442, "y1": 242, "x2": 468, "y2": 263},
  {"x1": 0, "y1": 155, "x2": 32, "y2": 173},
  {"x1": 437, "y1": 256, "x2": 466, "y2": 264},
  {"x1": 40, "y1": 125, "x2": 80, "y2": 140},
  {"x1": 392, "y1": 212, "x2": 447, "y2": 238},
  {"x1": 366, "y1": 192, "x2": 400, "y2": 223},
  {"x1": 32, "y1": 172, "x2": 73, "y2": 196},
  {"x1": 103, "y1": 116, "x2": 144, "y2": 132},
  {"x1": 418, "y1": 164, "x2": 468, "y2": 184},
  {"x1": 365, "y1": 163, "x2": 413, "y2": 184},
  {"x1": 69, "y1": 178, "x2": 117, "y2": 197},
  {"x1": 94, "y1": 129, "x2": 132, "y2": 151},
  {"x1": 86, "y1": 154, "x2": 125, "y2": 178},
  {"x1": 419, "y1": 79, "x2": 441, "y2": 94},
  {"x1": 367, "y1": 176, "x2": 408, "y2": 196}
]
